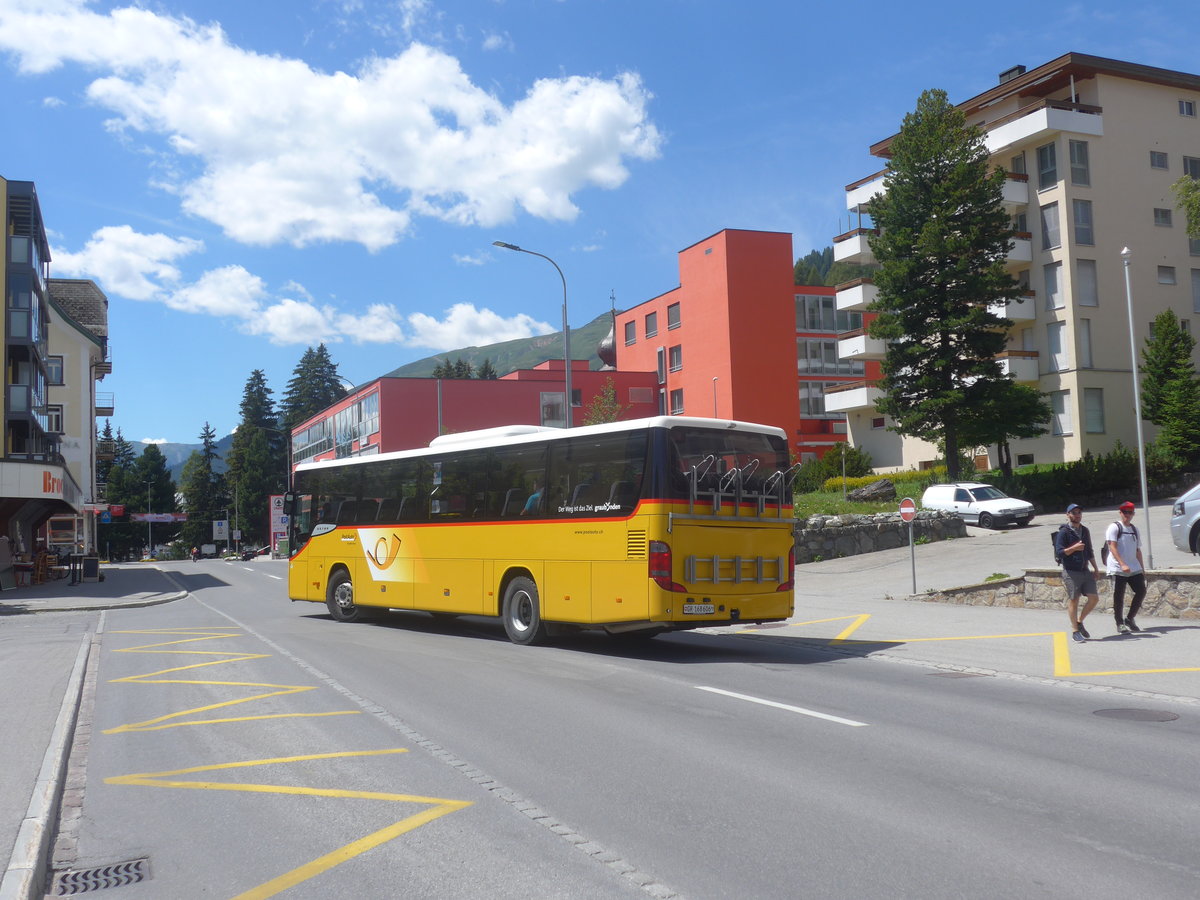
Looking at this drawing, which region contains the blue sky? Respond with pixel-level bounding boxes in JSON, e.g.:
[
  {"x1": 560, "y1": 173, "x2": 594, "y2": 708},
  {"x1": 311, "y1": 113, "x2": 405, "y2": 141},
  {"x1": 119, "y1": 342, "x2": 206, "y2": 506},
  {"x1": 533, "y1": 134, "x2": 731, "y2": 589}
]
[{"x1": 2, "y1": 0, "x2": 1197, "y2": 446}]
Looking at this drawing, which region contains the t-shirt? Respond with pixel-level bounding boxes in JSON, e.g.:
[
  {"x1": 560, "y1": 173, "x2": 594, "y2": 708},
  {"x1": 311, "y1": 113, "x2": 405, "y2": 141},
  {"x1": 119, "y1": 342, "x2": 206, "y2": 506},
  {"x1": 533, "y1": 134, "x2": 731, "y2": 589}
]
[{"x1": 1104, "y1": 521, "x2": 1143, "y2": 576}]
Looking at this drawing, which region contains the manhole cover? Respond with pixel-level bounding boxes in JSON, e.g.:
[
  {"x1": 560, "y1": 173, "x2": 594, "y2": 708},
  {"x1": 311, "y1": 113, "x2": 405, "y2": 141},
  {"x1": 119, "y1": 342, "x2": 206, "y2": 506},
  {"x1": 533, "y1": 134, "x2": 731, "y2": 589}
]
[
  {"x1": 1093, "y1": 708, "x2": 1179, "y2": 722},
  {"x1": 51, "y1": 858, "x2": 149, "y2": 895}
]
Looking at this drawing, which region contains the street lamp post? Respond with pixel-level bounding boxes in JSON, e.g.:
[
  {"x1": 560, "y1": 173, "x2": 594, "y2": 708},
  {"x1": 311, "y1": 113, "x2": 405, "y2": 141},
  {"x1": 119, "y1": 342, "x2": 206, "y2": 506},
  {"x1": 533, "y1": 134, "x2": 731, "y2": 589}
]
[
  {"x1": 493, "y1": 241, "x2": 572, "y2": 427},
  {"x1": 1121, "y1": 247, "x2": 1154, "y2": 568},
  {"x1": 145, "y1": 479, "x2": 153, "y2": 558},
  {"x1": 712, "y1": 376, "x2": 718, "y2": 417}
]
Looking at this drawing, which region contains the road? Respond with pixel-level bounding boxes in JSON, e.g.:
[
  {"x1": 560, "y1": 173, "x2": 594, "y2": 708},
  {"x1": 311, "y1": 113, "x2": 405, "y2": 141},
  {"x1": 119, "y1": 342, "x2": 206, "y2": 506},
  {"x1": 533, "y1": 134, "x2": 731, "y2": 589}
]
[{"x1": 49, "y1": 542, "x2": 1200, "y2": 899}]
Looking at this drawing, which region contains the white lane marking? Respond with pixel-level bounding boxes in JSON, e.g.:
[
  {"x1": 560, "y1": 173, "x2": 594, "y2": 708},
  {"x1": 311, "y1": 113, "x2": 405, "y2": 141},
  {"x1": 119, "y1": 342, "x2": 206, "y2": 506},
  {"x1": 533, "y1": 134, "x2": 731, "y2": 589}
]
[
  {"x1": 265, "y1": 574, "x2": 283, "y2": 580},
  {"x1": 695, "y1": 686, "x2": 869, "y2": 727},
  {"x1": 242, "y1": 566, "x2": 254, "y2": 571}
]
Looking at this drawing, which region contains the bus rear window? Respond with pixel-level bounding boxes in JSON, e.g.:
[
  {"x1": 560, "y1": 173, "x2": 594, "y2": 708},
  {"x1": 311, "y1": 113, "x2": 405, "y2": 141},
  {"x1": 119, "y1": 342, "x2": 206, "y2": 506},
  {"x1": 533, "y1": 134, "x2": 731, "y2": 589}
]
[{"x1": 666, "y1": 426, "x2": 790, "y2": 501}]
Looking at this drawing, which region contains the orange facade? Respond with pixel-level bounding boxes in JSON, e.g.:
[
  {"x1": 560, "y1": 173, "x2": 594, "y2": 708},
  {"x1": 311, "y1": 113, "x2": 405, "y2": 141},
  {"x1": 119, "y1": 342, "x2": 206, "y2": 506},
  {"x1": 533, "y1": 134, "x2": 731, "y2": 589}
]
[{"x1": 615, "y1": 229, "x2": 877, "y2": 460}]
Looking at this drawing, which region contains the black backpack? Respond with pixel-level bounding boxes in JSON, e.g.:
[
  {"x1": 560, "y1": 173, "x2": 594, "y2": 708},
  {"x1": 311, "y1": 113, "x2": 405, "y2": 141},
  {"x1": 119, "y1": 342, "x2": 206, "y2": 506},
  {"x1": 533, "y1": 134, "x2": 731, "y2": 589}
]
[
  {"x1": 1053, "y1": 524, "x2": 1089, "y2": 565},
  {"x1": 1100, "y1": 522, "x2": 1138, "y2": 564}
]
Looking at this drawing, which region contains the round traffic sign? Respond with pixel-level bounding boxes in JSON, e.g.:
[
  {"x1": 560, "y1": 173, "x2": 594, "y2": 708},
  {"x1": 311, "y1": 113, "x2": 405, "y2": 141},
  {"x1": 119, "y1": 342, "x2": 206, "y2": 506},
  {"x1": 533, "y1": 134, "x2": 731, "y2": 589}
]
[{"x1": 899, "y1": 497, "x2": 917, "y2": 522}]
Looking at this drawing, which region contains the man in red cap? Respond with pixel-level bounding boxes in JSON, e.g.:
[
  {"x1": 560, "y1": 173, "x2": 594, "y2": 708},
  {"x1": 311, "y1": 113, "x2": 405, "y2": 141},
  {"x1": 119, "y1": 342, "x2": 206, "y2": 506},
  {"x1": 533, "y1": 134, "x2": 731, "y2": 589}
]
[{"x1": 1105, "y1": 501, "x2": 1145, "y2": 633}]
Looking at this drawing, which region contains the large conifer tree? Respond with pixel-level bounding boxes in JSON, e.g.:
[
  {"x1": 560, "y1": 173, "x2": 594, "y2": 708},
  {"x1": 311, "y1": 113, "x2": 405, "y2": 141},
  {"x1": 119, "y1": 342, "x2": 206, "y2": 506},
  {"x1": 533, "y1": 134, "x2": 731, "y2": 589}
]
[
  {"x1": 280, "y1": 344, "x2": 349, "y2": 431},
  {"x1": 227, "y1": 370, "x2": 283, "y2": 544},
  {"x1": 179, "y1": 422, "x2": 228, "y2": 549},
  {"x1": 867, "y1": 88, "x2": 1018, "y2": 479}
]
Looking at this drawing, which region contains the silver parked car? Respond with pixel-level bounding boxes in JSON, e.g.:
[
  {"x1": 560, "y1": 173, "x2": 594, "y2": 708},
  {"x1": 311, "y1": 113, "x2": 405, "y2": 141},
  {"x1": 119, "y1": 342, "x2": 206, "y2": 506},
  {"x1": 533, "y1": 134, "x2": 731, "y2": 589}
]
[
  {"x1": 1171, "y1": 481, "x2": 1200, "y2": 554},
  {"x1": 920, "y1": 481, "x2": 1035, "y2": 529}
]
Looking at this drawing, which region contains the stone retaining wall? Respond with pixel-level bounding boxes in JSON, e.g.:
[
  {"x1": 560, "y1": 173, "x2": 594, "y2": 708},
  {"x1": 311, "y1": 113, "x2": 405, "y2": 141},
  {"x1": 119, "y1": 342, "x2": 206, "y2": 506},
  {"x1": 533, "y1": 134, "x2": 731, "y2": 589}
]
[
  {"x1": 911, "y1": 568, "x2": 1200, "y2": 619},
  {"x1": 795, "y1": 510, "x2": 966, "y2": 564}
]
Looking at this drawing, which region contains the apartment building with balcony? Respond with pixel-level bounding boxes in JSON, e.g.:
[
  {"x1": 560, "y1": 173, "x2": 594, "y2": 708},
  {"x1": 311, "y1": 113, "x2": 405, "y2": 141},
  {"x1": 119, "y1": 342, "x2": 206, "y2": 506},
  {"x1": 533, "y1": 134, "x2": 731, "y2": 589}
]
[
  {"x1": 615, "y1": 229, "x2": 877, "y2": 461},
  {"x1": 831, "y1": 53, "x2": 1200, "y2": 471},
  {"x1": 1, "y1": 177, "x2": 85, "y2": 556}
]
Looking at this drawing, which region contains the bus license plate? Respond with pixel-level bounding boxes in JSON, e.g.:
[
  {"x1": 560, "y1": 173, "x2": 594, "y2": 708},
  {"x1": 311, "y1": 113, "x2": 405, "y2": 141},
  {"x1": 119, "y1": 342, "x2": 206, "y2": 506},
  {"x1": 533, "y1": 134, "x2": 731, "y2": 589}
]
[{"x1": 683, "y1": 603, "x2": 715, "y2": 615}]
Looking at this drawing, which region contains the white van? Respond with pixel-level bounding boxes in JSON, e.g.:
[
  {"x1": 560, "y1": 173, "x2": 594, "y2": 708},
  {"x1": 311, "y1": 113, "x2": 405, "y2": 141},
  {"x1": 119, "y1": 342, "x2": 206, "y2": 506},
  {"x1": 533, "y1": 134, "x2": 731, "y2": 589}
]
[
  {"x1": 1170, "y1": 481, "x2": 1200, "y2": 554},
  {"x1": 920, "y1": 482, "x2": 1035, "y2": 529}
]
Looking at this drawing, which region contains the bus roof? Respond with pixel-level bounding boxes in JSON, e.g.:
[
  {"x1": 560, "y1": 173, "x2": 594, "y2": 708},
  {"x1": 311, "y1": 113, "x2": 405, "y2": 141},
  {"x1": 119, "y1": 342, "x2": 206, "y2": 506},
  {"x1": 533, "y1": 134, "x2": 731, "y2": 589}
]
[{"x1": 293, "y1": 416, "x2": 788, "y2": 474}]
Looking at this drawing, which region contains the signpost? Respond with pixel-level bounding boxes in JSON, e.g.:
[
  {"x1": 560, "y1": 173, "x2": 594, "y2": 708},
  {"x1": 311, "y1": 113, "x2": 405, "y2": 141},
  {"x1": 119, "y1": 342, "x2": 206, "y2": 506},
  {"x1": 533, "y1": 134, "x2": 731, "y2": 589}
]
[{"x1": 899, "y1": 498, "x2": 917, "y2": 594}]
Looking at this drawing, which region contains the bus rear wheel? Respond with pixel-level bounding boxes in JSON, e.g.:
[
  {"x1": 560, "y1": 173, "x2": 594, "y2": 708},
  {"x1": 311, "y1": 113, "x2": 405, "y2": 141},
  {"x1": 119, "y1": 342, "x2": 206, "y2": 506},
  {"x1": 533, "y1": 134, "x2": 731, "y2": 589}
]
[
  {"x1": 326, "y1": 570, "x2": 365, "y2": 623},
  {"x1": 503, "y1": 576, "x2": 548, "y2": 645}
]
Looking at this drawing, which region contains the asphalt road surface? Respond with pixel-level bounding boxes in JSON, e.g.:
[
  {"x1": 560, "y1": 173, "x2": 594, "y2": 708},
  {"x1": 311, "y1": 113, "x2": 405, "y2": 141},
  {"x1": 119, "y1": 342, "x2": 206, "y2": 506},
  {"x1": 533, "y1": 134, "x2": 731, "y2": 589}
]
[{"x1": 51, "y1": 547, "x2": 1200, "y2": 900}]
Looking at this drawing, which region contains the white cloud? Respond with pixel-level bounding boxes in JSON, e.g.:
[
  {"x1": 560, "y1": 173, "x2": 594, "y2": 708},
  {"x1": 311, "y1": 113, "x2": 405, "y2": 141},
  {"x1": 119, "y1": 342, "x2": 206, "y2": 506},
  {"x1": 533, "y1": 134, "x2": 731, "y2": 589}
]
[
  {"x1": 51, "y1": 225, "x2": 203, "y2": 300},
  {"x1": 405, "y1": 301, "x2": 552, "y2": 350},
  {"x1": 482, "y1": 31, "x2": 512, "y2": 52},
  {"x1": 0, "y1": 2, "x2": 661, "y2": 250},
  {"x1": 141, "y1": 438, "x2": 169, "y2": 444},
  {"x1": 452, "y1": 252, "x2": 488, "y2": 266},
  {"x1": 164, "y1": 265, "x2": 267, "y2": 316},
  {"x1": 42, "y1": 95, "x2": 64, "y2": 107}
]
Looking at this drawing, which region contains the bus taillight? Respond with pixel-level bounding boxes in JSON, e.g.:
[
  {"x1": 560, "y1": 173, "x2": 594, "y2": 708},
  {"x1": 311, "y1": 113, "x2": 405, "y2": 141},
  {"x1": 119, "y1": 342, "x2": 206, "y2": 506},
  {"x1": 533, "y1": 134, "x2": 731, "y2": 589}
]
[
  {"x1": 777, "y1": 545, "x2": 795, "y2": 592},
  {"x1": 648, "y1": 541, "x2": 686, "y2": 592}
]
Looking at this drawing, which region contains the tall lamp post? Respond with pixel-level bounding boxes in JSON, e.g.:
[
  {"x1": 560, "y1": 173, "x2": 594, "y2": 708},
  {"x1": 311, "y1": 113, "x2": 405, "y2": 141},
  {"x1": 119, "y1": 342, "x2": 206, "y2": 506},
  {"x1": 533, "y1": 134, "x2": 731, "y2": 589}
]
[
  {"x1": 1121, "y1": 247, "x2": 1154, "y2": 568},
  {"x1": 145, "y1": 479, "x2": 153, "y2": 558},
  {"x1": 493, "y1": 241, "x2": 572, "y2": 427}
]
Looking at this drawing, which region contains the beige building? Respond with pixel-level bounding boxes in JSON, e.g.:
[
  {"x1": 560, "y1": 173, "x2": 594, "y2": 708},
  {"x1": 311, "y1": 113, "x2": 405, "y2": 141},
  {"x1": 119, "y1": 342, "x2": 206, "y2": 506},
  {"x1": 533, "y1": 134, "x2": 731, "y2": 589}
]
[{"x1": 830, "y1": 53, "x2": 1200, "y2": 471}]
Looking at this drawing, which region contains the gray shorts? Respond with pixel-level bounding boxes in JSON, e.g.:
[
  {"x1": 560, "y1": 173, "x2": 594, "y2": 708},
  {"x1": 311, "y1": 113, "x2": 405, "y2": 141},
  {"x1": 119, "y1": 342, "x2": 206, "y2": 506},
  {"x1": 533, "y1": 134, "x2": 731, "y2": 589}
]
[{"x1": 1061, "y1": 567, "x2": 1098, "y2": 599}]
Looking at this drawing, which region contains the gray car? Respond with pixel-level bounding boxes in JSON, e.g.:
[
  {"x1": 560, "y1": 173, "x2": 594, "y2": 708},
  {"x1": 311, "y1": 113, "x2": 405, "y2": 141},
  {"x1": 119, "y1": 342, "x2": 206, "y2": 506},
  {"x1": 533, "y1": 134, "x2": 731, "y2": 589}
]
[{"x1": 1171, "y1": 481, "x2": 1200, "y2": 554}]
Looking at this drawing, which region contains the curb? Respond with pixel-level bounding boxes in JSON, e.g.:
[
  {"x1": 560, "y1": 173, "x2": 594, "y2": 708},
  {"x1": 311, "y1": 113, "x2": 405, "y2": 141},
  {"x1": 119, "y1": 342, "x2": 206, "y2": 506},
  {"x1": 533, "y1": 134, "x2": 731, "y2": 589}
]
[
  {"x1": 0, "y1": 635, "x2": 90, "y2": 900},
  {"x1": 4, "y1": 591, "x2": 188, "y2": 615}
]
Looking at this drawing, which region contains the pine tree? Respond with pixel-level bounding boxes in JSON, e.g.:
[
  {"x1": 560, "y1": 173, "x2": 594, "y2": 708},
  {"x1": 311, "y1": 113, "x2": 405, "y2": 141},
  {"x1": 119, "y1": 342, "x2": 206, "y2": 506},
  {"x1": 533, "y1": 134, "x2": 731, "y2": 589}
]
[
  {"x1": 133, "y1": 444, "x2": 179, "y2": 554},
  {"x1": 581, "y1": 377, "x2": 626, "y2": 425},
  {"x1": 227, "y1": 370, "x2": 283, "y2": 544},
  {"x1": 866, "y1": 88, "x2": 1018, "y2": 480},
  {"x1": 1140, "y1": 309, "x2": 1198, "y2": 425},
  {"x1": 179, "y1": 422, "x2": 228, "y2": 549},
  {"x1": 477, "y1": 358, "x2": 498, "y2": 379},
  {"x1": 452, "y1": 358, "x2": 474, "y2": 379},
  {"x1": 280, "y1": 344, "x2": 349, "y2": 430},
  {"x1": 431, "y1": 359, "x2": 452, "y2": 378}
]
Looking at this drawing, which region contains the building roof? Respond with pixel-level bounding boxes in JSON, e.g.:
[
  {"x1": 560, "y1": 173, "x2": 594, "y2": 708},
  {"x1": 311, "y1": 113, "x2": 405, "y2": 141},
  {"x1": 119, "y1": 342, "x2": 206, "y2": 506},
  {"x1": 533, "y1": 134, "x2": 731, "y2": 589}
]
[
  {"x1": 869, "y1": 52, "x2": 1200, "y2": 158},
  {"x1": 48, "y1": 279, "x2": 109, "y2": 340}
]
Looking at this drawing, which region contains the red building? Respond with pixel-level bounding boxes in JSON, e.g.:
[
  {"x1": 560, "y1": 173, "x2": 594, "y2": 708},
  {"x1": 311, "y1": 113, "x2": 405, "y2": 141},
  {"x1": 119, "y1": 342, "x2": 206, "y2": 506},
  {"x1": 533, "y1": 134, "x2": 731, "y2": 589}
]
[
  {"x1": 614, "y1": 229, "x2": 880, "y2": 461},
  {"x1": 291, "y1": 361, "x2": 658, "y2": 466}
]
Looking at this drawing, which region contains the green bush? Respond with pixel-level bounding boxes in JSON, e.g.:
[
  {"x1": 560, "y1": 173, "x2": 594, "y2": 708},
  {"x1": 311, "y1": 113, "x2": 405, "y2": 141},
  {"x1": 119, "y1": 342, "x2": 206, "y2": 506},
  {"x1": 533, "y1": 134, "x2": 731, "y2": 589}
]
[
  {"x1": 822, "y1": 466, "x2": 945, "y2": 494},
  {"x1": 971, "y1": 444, "x2": 1138, "y2": 510}
]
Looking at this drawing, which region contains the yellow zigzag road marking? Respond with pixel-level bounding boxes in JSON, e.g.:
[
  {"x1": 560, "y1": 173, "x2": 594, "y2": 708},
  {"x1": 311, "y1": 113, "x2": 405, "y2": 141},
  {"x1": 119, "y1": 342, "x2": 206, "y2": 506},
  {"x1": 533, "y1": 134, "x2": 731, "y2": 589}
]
[
  {"x1": 106, "y1": 749, "x2": 472, "y2": 900},
  {"x1": 740, "y1": 617, "x2": 1200, "y2": 679},
  {"x1": 105, "y1": 628, "x2": 360, "y2": 735}
]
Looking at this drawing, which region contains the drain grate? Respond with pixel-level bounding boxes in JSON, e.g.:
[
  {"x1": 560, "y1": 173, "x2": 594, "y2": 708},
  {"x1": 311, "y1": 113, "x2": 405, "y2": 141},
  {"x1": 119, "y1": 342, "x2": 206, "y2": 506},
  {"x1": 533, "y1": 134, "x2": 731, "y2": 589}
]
[
  {"x1": 51, "y1": 858, "x2": 149, "y2": 895},
  {"x1": 1093, "y1": 708, "x2": 1180, "y2": 723}
]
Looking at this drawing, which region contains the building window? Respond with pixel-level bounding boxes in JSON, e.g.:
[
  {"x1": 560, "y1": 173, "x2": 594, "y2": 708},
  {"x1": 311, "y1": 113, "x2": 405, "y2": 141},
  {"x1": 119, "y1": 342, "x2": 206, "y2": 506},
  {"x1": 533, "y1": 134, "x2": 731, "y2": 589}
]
[
  {"x1": 1040, "y1": 202, "x2": 1060, "y2": 250},
  {"x1": 669, "y1": 388, "x2": 684, "y2": 415},
  {"x1": 797, "y1": 339, "x2": 862, "y2": 376},
  {"x1": 46, "y1": 356, "x2": 64, "y2": 386},
  {"x1": 1192, "y1": 270, "x2": 1200, "y2": 313},
  {"x1": 47, "y1": 405, "x2": 63, "y2": 434},
  {"x1": 1154, "y1": 207, "x2": 1173, "y2": 227},
  {"x1": 623, "y1": 321, "x2": 636, "y2": 346},
  {"x1": 1158, "y1": 265, "x2": 1177, "y2": 285},
  {"x1": 645, "y1": 312, "x2": 658, "y2": 338},
  {"x1": 1180, "y1": 99, "x2": 1196, "y2": 117},
  {"x1": 668, "y1": 344, "x2": 682, "y2": 372},
  {"x1": 1051, "y1": 390, "x2": 1072, "y2": 435},
  {"x1": 871, "y1": 416, "x2": 886, "y2": 429},
  {"x1": 1076, "y1": 259, "x2": 1098, "y2": 306},
  {"x1": 1078, "y1": 318, "x2": 1093, "y2": 368},
  {"x1": 1047, "y1": 321, "x2": 1068, "y2": 372},
  {"x1": 1185, "y1": 156, "x2": 1200, "y2": 179},
  {"x1": 1072, "y1": 199, "x2": 1094, "y2": 245},
  {"x1": 1010, "y1": 152, "x2": 1026, "y2": 175},
  {"x1": 1069, "y1": 140, "x2": 1090, "y2": 186},
  {"x1": 1150, "y1": 150, "x2": 1169, "y2": 170},
  {"x1": 1044, "y1": 262, "x2": 1063, "y2": 310},
  {"x1": 1036, "y1": 142, "x2": 1057, "y2": 189},
  {"x1": 1084, "y1": 388, "x2": 1105, "y2": 434},
  {"x1": 655, "y1": 347, "x2": 666, "y2": 385},
  {"x1": 1017, "y1": 453, "x2": 1035, "y2": 467},
  {"x1": 667, "y1": 302, "x2": 681, "y2": 330},
  {"x1": 1191, "y1": 237, "x2": 1200, "y2": 256},
  {"x1": 540, "y1": 392, "x2": 566, "y2": 429}
]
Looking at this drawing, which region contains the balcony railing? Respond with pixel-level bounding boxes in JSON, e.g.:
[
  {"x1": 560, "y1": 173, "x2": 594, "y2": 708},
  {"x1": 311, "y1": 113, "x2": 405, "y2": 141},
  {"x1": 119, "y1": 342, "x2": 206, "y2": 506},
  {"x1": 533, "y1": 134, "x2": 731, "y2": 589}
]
[
  {"x1": 837, "y1": 328, "x2": 888, "y2": 361},
  {"x1": 996, "y1": 349, "x2": 1040, "y2": 382},
  {"x1": 988, "y1": 291, "x2": 1037, "y2": 323},
  {"x1": 832, "y1": 228, "x2": 877, "y2": 264},
  {"x1": 835, "y1": 277, "x2": 877, "y2": 312},
  {"x1": 95, "y1": 392, "x2": 115, "y2": 417},
  {"x1": 984, "y1": 99, "x2": 1103, "y2": 154},
  {"x1": 823, "y1": 380, "x2": 884, "y2": 413}
]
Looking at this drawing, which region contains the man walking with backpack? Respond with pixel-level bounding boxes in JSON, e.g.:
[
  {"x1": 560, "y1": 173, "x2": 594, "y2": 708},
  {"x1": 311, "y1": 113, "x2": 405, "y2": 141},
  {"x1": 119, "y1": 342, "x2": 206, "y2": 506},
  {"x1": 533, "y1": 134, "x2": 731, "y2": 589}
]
[
  {"x1": 1056, "y1": 503, "x2": 1100, "y2": 642},
  {"x1": 1105, "y1": 500, "x2": 1146, "y2": 634}
]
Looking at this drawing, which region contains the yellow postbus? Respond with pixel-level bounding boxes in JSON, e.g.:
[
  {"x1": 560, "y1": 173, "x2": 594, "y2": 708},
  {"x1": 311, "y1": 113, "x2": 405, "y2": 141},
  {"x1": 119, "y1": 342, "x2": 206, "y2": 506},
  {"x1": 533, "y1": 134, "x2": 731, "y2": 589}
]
[{"x1": 286, "y1": 416, "x2": 796, "y2": 643}]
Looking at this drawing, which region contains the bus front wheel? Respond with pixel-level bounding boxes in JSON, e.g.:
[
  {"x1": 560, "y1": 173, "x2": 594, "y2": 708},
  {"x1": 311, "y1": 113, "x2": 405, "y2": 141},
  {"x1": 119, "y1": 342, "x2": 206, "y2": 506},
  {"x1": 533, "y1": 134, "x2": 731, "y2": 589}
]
[
  {"x1": 326, "y1": 570, "x2": 364, "y2": 623},
  {"x1": 503, "y1": 576, "x2": 548, "y2": 645}
]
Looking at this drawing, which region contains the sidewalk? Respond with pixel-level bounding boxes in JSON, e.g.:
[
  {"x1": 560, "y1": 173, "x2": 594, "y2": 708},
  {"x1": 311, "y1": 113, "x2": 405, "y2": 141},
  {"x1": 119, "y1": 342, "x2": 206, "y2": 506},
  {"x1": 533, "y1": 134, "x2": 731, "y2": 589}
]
[
  {"x1": 0, "y1": 564, "x2": 184, "y2": 900},
  {"x1": 0, "y1": 563, "x2": 186, "y2": 616}
]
